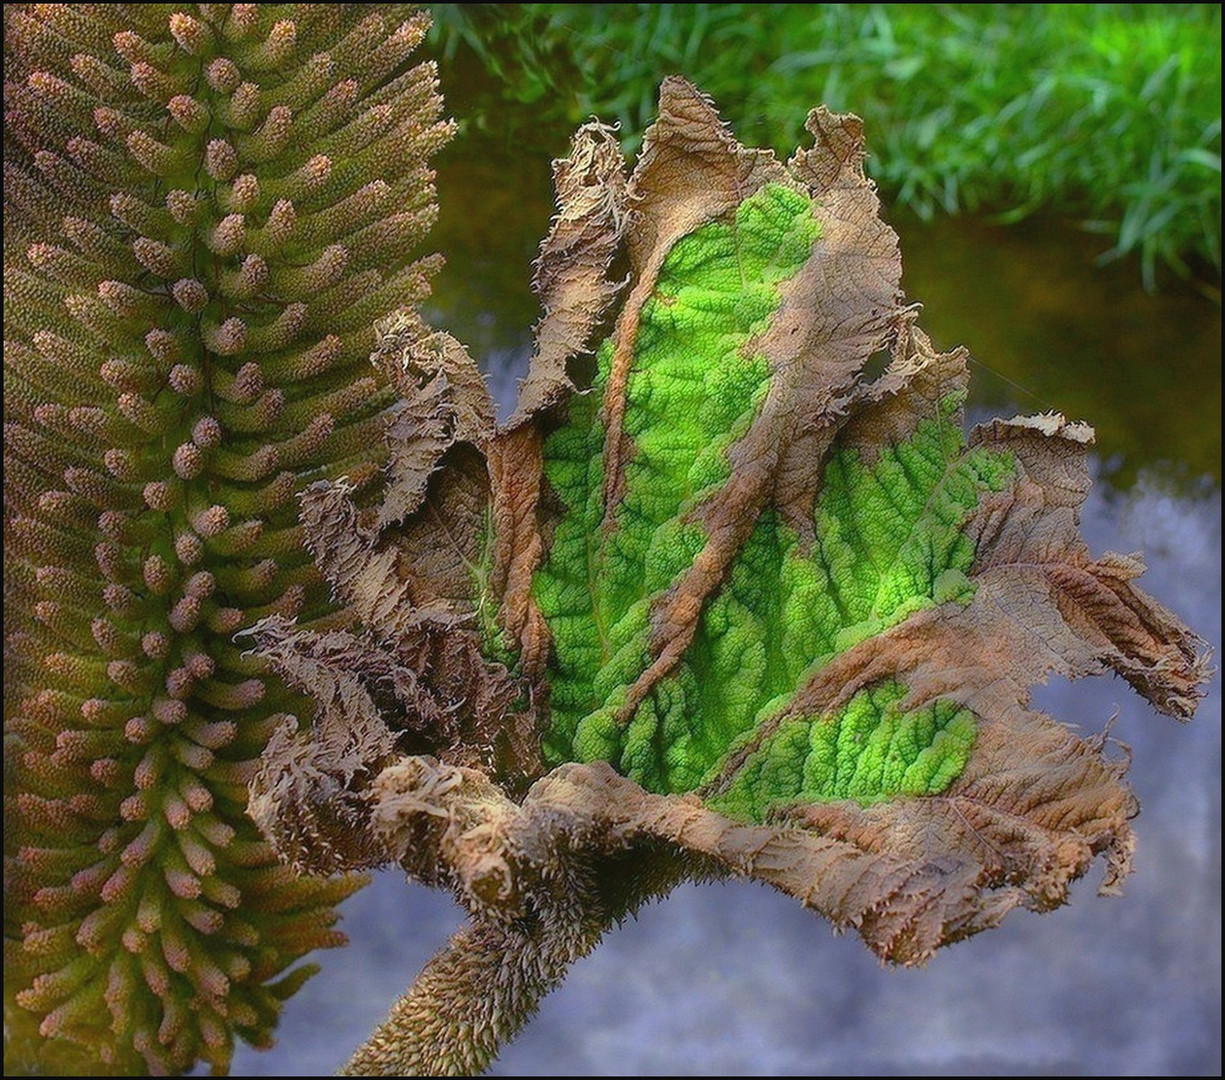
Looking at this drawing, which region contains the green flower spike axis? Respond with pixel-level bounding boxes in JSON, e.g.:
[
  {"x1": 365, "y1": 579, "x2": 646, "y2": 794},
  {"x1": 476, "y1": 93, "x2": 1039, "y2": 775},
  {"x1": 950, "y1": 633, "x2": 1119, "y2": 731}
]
[
  {"x1": 4, "y1": 4, "x2": 451, "y2": 1074},
  {"x1": 250, "y1": 79, "x2": 1207, "y2": 1076}
]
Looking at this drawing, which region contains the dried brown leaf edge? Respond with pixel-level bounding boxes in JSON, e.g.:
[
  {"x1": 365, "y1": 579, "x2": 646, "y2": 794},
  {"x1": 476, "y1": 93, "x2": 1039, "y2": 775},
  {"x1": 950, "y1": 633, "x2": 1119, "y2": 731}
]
[{"x1": 247, "y1": 79, "x2": 1208, "y2": 1076}]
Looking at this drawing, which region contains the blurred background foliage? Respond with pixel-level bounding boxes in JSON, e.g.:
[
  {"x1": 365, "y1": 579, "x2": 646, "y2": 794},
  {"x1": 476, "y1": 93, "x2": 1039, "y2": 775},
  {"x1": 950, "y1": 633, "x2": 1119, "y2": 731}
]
[{"x1": 430, "y1": 2, "x2": 1222, "y2": 291}]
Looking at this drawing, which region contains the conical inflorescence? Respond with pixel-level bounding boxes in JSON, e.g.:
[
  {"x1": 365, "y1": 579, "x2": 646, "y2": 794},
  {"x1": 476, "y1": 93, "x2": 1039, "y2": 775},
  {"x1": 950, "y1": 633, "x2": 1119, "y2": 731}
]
[{"x1": 4, "y1": 4, "x2": 452, "y2": 1072}]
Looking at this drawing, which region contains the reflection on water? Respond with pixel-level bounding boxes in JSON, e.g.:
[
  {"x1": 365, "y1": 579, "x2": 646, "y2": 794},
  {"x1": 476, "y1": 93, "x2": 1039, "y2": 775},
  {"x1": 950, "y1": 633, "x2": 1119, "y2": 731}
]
[{"x1": 899, "y1": 216, "x2": 1221, "y2": 491}]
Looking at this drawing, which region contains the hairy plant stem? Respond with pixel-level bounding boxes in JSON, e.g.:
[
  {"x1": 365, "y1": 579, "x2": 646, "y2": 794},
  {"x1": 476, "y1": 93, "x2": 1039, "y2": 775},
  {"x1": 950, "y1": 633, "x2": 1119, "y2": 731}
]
[
  {"x1": 322, "y1": 757, "x2": 708, "y2": 1076},
  {"x1": 340, "y1": 915, "x2": 611, "y2": 1076}
]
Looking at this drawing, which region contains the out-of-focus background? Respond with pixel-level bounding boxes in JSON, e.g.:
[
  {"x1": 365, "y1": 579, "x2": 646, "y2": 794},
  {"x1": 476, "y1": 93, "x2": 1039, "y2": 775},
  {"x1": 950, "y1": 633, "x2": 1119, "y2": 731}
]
[{"x1": 230, "y1": 5, "x2": 1221, "y2": 1075}]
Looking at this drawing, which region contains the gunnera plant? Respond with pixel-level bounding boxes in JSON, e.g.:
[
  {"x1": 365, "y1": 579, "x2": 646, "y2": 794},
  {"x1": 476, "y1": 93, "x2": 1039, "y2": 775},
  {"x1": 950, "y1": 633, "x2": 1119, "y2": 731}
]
[
  {"x1": 248, "y1": 78, "x2": 1208, "y2": 1075},
  {"x1": 3, "y1": 4, "x2": 451, "y2": 1073}
]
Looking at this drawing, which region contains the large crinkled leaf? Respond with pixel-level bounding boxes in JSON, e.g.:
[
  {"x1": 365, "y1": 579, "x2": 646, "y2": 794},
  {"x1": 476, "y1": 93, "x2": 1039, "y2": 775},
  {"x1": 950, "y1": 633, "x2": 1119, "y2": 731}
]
[
  {"x1": 250, "y1": 78, "x2": 1206, "y2": 1075},
  {"x1": 513, "y1": 81, "x2": 1200, "y2": 826}
]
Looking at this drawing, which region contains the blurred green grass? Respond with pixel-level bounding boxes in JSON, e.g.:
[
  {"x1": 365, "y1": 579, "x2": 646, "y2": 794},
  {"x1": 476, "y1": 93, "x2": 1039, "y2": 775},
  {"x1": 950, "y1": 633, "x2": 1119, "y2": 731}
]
[{"x1": 431, "y1": 3, "x2": 1222, "y2": 290}]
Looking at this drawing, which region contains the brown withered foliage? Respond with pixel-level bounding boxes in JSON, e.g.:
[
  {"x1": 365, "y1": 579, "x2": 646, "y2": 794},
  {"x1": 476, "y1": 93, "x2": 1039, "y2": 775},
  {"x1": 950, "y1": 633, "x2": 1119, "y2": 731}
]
[{"x1": 248, "y1": 79, "x2": 1207, "y2": 1075}]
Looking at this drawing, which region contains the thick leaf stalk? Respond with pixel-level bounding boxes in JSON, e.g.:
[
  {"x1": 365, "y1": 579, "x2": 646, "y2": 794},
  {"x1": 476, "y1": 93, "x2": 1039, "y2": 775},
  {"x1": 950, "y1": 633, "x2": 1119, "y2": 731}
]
[
  {"x1": 3, "y1": 3, "x2": 451, "y2": 1073},
  {"x1": 336, "y1": 763, "x2": 626, "y2": 1077},
  {"x1": 335, "y1": 757, "x2": 712, "y2": 1077}
]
